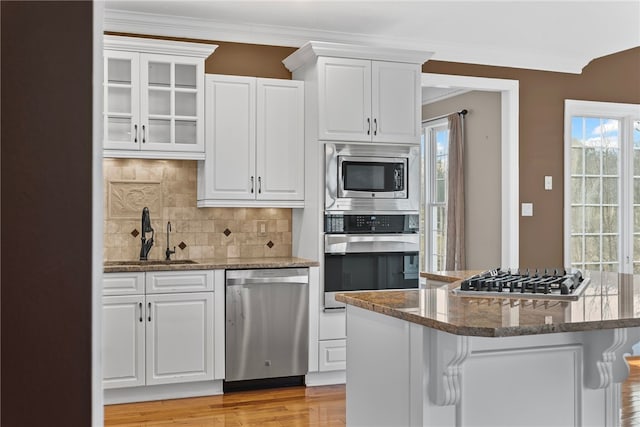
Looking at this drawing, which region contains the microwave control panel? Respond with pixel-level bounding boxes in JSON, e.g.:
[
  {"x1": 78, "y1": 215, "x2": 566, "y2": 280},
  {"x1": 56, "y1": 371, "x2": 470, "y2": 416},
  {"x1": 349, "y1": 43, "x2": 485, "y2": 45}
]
[{"x1": 325, "y1": 214, "x2": 418, "y2": 234}]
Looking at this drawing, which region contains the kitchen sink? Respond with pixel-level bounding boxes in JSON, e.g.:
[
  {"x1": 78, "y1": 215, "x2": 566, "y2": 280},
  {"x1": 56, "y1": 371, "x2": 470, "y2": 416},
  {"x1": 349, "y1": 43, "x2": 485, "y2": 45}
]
[{"x1": 105, "y1": 259, "x2": 198, "y2": 266}]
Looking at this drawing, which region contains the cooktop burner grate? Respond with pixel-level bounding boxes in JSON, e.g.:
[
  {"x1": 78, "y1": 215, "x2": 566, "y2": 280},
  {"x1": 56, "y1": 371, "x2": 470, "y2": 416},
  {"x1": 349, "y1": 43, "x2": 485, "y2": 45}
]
[{"x1": 451, "y1": 268, "x2": 590, "y2": 301}]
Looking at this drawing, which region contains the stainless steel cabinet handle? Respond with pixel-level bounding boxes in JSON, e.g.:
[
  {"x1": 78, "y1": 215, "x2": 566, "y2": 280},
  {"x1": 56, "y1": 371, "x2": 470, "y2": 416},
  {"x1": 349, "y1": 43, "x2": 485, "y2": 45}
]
[
  {"x1": 142, "y1": 125, "x2": 146, "y2": 143},
  {"x1": 138, "y1": 302, "x2": 142, "y2": 322},
  {"x1": 250, "y1": 176, "x2": 254, "y2": 194},
  {"x1": 134, "y1": 124, "x2": 138, "y2": 143},
  {"x1": 147, "y1": 302, "x2": 151, "y2": 322},
  {"x1": 373, "y1": 118, "x2": 378, "y2": 135},
  {"x1": 258, "y1": 177, "x2": 262, "y2": 194},
  {"x1": 367, "y1": 118, "x2": 371, "y2": 135}
]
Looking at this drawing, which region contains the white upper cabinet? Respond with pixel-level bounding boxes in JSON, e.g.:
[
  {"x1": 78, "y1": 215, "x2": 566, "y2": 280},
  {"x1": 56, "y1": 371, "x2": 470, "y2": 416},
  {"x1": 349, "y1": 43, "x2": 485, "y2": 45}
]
[
  {"x1": 284, "y1": 41, "x2": 432, "y2": 145},
  {"x1": 197, "y1": 74, "x2": 304, "y2": 207},
  {"x1": 103, "y1": 36, "x2": 216, "y2": 160},
  {"x1": 318, "y1": 58, "x2": 421, "y2": 144}
]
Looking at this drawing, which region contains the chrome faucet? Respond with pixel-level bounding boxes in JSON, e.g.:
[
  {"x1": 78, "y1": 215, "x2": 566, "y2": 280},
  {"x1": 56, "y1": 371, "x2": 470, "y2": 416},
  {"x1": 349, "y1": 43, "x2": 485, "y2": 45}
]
[
  {"x1": 139, "y1": 207, "x2": 154, "y2": 261},
  {"x1": 165, "y1": 221, "x2": 176, "y2": 261}
]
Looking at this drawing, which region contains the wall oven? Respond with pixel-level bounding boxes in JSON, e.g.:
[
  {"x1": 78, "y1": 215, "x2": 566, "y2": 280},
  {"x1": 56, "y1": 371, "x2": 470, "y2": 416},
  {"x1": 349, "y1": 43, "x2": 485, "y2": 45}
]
[
  {"x1": 324, "y1": 213, "x2": 419, "y2": 308},
  {"x1": 325, "y1": 143, "x2": 419, "y2": 212}
]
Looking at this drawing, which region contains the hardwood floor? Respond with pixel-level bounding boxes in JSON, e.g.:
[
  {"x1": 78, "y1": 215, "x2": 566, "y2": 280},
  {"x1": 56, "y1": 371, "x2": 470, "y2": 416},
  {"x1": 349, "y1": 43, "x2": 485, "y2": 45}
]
[
  {"x1": 622, "y1": 357, "x2": 640, "y2": 427},
  {"x1": 104, "y1": 385, "x2": 346, "y2": 427},
  {"x1": 105, "y1": 359, "x2": 640, "y2": 426}
]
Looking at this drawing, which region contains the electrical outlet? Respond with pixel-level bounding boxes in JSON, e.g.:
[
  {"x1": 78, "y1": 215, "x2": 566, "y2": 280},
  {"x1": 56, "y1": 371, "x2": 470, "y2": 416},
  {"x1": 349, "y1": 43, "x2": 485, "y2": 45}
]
[
  {"x1": 521, "y1": 203, "x2": 533, "y2": 217},
  {"x1": 544, "y1": 175, "x2": 553, "y2": 190},
  {"x1": 257, "y1": 220, "x2": 267, "y2": 237}
]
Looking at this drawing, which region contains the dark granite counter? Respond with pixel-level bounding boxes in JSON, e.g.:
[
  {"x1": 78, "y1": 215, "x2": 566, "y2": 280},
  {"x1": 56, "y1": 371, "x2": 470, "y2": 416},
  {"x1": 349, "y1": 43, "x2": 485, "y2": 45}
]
[
  {"x1": 104, "y1": 257, "x2": 319, "y2": 273},
  {"x1": 335, "y1": 270, "x2": 640, "y2": 337}
]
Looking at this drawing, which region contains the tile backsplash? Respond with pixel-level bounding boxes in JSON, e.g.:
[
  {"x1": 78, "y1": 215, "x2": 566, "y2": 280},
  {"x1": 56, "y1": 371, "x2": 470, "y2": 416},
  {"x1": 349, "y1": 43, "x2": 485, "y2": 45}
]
[{"x1": 103, "y1": 159, "x2": 292, "y2": 261}]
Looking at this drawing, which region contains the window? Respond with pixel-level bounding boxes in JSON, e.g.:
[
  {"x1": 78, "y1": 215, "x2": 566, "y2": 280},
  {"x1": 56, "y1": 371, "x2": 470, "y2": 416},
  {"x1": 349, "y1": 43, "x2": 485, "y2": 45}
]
[
  {"x1": 564, "y1": 100, "x2": 640, "y2": 274},
  {"x1": 422, "y1": 120, "x2": 449, "y2": 271}
]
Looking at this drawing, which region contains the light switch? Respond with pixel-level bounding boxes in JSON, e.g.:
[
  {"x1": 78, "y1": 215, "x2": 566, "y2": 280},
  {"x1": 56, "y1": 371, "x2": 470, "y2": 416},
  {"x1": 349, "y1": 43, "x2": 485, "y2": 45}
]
[
  {"x1": 521, "y1": 203, "x2": 533, "y2": 217},
  {"x1": 544, "y1": 176, "x2": 553, "y2": 190}
]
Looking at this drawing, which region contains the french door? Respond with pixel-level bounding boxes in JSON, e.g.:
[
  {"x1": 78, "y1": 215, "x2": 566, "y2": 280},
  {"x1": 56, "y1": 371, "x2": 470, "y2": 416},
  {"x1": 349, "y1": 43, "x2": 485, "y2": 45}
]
[{"x1": 564, "y1": 100, "x2": 640, "y2": 274}]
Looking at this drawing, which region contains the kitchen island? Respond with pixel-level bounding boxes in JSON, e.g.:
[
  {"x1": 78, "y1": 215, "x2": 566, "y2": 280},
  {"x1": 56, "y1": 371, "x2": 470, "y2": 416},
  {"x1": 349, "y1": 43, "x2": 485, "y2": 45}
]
[{"x1": 336, "y1": 270, "x2": 640, "y2": 426}]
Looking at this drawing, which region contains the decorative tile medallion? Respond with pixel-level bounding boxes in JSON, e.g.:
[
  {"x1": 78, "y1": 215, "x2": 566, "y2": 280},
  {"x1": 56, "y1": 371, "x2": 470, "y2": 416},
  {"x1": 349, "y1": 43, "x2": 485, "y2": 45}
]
[
  {"x1": 223, "y1": 228, "x2": 232, "y2": 237},
  {"x1": 108, "y1": 180, "x2": 162, "y2": 219},
  {"x1": 131, "y1": 229, "x2": 139, "y2": 238},
  {"x1": 178, "y1": 241, "x2": 187, "y2": 250},
  {"x1": 266, "y1": 241, "x2": 274, "y2": 248}
]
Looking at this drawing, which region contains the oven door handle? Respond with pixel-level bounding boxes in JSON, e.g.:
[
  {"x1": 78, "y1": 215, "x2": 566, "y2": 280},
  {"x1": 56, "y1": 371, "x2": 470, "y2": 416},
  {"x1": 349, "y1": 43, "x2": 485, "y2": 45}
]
[{"x1": 324, "y1": 234, "x2": 419, "y2": 254}]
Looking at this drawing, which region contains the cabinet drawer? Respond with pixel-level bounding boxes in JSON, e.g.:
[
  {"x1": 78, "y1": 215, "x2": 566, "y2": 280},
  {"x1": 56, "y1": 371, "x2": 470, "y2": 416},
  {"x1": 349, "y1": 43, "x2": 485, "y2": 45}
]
[
  {"x1": 319, "y1": 339, "x2": 346, "y2": 372},
  {"x1": 146, "y1": 270, "x2": 214, "y2": 294},
  {"x1": 103, "y1": 272, "x2": 145, "y2": 296},
  {"x1": 319, "y1": 308, "x2": 346, "y2": 340}
]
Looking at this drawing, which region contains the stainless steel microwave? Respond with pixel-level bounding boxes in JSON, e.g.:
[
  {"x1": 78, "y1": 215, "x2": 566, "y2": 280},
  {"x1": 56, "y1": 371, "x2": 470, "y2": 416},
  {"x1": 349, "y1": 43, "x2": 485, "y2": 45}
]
[{"x1": 325, "y1": 143, "x2": 419, "y2": 212}]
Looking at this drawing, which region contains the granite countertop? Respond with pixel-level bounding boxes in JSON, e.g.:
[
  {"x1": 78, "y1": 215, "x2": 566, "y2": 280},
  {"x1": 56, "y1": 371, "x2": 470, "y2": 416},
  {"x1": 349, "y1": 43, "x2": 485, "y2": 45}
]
[
  {"x1": 104, "y1": 256, "x2": 319, "y2": 273},
  {"x1": 335, "y1": 270, "x2": 640, "y2": 337}
]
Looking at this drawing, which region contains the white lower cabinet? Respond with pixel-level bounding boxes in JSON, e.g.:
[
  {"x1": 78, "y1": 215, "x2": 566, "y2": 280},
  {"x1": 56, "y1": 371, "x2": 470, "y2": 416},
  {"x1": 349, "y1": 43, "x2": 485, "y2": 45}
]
[
  {"x1": 103, "y1": 295, "x2": 145, "y2": 389},
  {"x1": 146, "y1": 292, "x2": 214, "y2": 385},
  {"x1": 102, "y1": 271, "x2": 216, "y2": 390}
]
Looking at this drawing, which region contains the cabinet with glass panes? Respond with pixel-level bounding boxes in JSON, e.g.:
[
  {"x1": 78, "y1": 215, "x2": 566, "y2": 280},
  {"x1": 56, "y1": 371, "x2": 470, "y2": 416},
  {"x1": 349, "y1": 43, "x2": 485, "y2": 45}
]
[{"x1": 103, "y1": 36, "x2": 216, "y2": 159}]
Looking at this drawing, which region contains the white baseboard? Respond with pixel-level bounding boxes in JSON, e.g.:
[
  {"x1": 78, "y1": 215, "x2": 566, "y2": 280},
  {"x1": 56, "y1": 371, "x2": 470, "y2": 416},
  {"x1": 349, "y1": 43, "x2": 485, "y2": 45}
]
[
  {"x1": 305, "y1": 370, "x2": 346, "y2": 386},
  {"x1": 104, "y1": 380, "x2": 223, "y2": 404}
]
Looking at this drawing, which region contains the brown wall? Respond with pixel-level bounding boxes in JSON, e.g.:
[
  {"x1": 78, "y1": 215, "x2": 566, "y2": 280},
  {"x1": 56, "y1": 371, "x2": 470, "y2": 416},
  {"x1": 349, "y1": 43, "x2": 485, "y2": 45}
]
[
  {"x1": 1, "y1": 2, "x2": 93, "y2": 426},
  {"x1": 424, "y1": 48, "x2": 640, "y2": 267}
]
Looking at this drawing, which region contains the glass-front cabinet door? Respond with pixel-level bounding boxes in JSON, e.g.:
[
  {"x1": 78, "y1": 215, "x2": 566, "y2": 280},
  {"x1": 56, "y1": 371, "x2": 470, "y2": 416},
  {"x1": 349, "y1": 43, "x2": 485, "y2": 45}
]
[
  {"x1": 104, "y1": 50, "x2": 140, "y2": 150},
  {"x1": 102, "y1": 35, "x2": 215, "y2": 159},
  {"x1": 139, "y1": 54, "x2": 204, "y2": 153}
]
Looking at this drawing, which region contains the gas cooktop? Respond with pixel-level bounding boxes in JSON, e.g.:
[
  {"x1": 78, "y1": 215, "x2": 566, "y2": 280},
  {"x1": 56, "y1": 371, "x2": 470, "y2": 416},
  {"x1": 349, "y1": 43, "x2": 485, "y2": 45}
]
[{"x1": 451, "y1": 268, "x2": 590, "y2": 301}]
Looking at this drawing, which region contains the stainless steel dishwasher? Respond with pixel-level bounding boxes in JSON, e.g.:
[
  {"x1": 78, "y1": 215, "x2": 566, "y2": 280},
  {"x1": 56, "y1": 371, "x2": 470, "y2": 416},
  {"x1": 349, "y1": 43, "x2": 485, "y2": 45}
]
[{"x1": 225, "y1": 268, "x2": 309, "y2": 382}]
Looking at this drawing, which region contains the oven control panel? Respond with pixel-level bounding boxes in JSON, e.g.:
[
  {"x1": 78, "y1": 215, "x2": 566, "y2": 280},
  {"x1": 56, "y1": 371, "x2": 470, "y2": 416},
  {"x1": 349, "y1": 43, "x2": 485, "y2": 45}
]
[{"x1": 325, "y1": 214, "x2": 418, "y2": 234}]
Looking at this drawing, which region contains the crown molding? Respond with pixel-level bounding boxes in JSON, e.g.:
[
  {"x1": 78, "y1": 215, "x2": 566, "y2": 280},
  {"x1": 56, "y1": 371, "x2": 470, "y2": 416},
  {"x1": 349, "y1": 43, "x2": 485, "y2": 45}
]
[
  {"x1": 103, "y1": 35, "x2": 216, "y2": 58},
  {"x1": 282, "y1": 41, "x2": 434, "y2": 72},
  {"x1": 104, "y1": 9, "x2": 590, "y2": 74}
]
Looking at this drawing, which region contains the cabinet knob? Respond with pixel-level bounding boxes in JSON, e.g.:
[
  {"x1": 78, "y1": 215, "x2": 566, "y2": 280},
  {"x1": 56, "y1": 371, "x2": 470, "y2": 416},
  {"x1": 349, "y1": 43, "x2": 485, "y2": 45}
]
[
  {"x1": 250, "y1": 176, "x2": 255, "y2": 194},
  {"x1": 258, "y1": 177, "x2": 262, "y2": 194},
  {"x1": 138, "y1": 302, "x2": 142, "y2": 322},
  {"x1": 148, "y1": 302, "x2": 151, "y2": 322},
  {"x1": 142, "y1": 125, "x2": 146, "y2": 143},
  {"x1": 367, "y1": 118, "x2": 371, "y2": 135},
  {"x1": 373, "y1": 118, "x2": 378, "y2": 136},
  {"x1": 134, "y1": 124, "x2": 138, "y2": 143}
]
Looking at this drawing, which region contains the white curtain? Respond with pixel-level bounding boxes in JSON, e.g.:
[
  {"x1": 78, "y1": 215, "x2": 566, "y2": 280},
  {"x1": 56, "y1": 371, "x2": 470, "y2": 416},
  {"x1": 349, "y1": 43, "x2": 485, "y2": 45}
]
[{"x1": 445, "y1": 113, "x2": 465, "y2": 270}]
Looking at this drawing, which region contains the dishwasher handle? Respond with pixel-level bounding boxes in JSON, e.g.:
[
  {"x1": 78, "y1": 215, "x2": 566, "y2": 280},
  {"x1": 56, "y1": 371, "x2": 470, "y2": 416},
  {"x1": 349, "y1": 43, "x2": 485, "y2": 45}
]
[
  {"x1": 226, "y1": 268, "x2": 309, "y2": 287},
  {"x1": 226, "y1": 275, "x2": 308, "y2": 286}
]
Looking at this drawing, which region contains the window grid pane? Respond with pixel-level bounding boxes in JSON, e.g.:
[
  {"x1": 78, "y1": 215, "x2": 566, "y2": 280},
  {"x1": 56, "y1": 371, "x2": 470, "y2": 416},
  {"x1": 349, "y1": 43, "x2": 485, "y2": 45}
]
[
  {"x1": 569, "y1": 116, "x2": 620, "y2": 272},
  {"x1": 426, "y1": 124, "x2": 449, "y2": 271}
]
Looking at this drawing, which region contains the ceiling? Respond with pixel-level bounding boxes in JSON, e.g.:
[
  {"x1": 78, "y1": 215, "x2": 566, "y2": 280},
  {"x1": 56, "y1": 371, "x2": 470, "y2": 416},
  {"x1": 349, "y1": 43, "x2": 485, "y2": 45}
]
[{"x1": 104, "y1": 1, "x2": 640, "y2": 74}]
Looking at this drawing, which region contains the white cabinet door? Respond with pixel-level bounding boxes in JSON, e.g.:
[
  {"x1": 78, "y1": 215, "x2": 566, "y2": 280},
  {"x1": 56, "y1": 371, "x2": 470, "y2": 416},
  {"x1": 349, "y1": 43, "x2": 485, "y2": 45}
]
[
  {"x1": 372, "y1": 61, "x2": 421, "y2": 144},
  {"x1": 317, "y1": 57, "x2": 421, "y2": 144},
  {"x1": 198, "y1": 75, "x2": 305, "y2": 206},
  {"x1": 103, "y1": 50, "x2": 140, "y2": 150},
  {"x1": 139, "y1": 54, "x2": 205, "y2": 153},
  {"x1": 202, "y1": 75, "x2": 256, "y2": 200},
  {"x1": 318, "y1": 57, "x2": 371, "y2": 142},
  {"x1": 102, "y1": 295, "x2": 145, "y2": 389},
  {"x1": 146, "y1": 292, "x2": 214, "y2": 385},
  {"x1": 256, "y1": 78, "x2": 305, "y2": 201}
]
